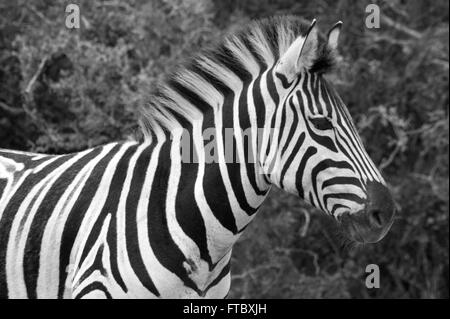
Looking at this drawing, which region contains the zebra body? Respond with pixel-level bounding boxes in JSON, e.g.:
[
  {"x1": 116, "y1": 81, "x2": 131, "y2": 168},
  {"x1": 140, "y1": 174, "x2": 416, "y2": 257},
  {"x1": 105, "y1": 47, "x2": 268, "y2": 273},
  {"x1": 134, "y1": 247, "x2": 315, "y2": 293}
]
[
  {"x1": 0, "y1": 141, "x2": 246, "y2": 298},
  {"x1": 0, "y1": 16, "x2": 395, "y2": 298}
]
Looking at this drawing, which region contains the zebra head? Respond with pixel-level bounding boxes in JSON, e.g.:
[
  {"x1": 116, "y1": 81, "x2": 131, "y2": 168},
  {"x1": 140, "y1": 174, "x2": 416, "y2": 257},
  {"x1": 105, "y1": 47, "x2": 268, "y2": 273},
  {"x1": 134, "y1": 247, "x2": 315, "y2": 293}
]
[{"x1": 266, "y1": 20, "x2": 395, "y2": 244}]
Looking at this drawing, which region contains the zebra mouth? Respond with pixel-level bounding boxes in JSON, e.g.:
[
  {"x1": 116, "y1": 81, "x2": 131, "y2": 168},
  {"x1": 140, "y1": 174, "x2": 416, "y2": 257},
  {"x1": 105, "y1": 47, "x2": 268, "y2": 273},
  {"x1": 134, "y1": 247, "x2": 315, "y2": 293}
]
[
  {"x1": 336, "y1": 212, "x2": 366, "y2": 244},
  {"x1": 337, "y1": 209, "x2": 394, "y2": 244}
]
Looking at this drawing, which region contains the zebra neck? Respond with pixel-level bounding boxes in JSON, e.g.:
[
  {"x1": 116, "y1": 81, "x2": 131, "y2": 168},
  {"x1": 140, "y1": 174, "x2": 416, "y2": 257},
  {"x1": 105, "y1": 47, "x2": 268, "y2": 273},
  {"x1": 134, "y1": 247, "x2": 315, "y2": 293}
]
[{"x1": 147, "y1": 131, "x2": 271, "y2": 266}]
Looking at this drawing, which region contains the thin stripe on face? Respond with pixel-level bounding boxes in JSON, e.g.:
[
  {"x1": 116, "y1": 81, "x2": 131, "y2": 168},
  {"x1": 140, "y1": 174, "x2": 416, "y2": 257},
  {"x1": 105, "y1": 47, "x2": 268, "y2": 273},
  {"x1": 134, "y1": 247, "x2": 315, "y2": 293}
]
[{"x1": 272, "y1": 71, "x2": 385, "y2": 217}]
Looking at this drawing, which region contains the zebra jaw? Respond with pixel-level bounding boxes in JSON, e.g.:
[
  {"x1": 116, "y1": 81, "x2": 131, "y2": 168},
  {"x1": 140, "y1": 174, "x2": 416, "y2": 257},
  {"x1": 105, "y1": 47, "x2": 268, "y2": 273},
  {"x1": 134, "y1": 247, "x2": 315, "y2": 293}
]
[{"x1": 336, "y1": 209, "x2": 395, "y2": 244}]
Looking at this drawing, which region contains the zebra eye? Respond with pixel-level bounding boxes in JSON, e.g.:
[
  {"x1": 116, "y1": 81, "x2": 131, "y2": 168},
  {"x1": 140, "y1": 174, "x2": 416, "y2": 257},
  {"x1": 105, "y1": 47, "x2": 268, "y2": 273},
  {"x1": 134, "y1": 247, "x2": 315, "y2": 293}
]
[{"x1": 310, "y1": 117, "x2": 333, "y2": 130}]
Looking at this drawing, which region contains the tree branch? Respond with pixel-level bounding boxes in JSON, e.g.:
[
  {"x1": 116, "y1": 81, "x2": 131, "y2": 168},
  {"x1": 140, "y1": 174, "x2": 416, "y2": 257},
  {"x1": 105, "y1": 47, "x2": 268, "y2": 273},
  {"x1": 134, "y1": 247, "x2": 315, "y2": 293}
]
[
  {"x1": 25, "y1": 57, "x2": 48, "y2": 96},
  {"x1": 381, "y1": 15, "x2": 422, "y2": 39},
  {"x1": 0, "y1": 101, "x2": 24, "y2": 115}
]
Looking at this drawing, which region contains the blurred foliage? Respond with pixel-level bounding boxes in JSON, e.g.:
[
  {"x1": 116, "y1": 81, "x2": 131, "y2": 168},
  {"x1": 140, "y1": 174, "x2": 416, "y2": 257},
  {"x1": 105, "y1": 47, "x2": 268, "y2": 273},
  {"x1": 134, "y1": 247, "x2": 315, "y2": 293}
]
[{"x1": 0, "y1": 0, "x2": 448, "y2": 298}]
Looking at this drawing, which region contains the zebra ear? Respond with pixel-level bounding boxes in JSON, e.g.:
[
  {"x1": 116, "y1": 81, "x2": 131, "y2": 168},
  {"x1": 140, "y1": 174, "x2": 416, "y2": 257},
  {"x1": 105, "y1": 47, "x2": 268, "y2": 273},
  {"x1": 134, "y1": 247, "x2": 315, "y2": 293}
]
[
  {"x1": 327, "y1": 21, "x2": 342, "y2": 51},
  {"x1": 275, "y1": 19, "x2": 318, "y2": 83}
]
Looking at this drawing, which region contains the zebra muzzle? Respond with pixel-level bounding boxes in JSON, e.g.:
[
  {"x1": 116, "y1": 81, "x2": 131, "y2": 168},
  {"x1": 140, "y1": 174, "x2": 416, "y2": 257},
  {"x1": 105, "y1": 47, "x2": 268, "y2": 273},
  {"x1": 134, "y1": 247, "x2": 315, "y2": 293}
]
[{"x1": 338, "y1": 182, "x2": 396, "y2": 244}]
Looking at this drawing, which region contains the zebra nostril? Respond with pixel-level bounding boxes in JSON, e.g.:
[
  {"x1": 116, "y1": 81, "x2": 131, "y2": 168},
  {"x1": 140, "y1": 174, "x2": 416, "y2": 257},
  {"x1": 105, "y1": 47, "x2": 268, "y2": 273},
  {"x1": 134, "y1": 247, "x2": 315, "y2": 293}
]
[
  {"x1": 368, "y1": 209, "x2": 384, "y2": 228},
  {"x1": 365, "y1": 181, "x2": 396, "y2": 230}
]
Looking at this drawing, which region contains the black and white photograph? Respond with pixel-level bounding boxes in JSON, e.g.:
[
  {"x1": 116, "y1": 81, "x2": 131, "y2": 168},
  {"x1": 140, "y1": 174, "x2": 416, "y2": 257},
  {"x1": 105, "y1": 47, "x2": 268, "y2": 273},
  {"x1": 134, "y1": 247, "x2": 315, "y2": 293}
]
[{"x1": 0, "y1": 0, "x2": 448, "y2": 304}]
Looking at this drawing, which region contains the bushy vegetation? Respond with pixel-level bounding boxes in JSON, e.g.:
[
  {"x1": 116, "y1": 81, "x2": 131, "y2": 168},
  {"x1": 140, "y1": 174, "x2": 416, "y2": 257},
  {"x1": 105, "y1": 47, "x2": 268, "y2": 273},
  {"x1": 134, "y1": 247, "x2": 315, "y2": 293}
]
[{"x1": 0, "y1": 0, "x2": 448, "y2": 298}]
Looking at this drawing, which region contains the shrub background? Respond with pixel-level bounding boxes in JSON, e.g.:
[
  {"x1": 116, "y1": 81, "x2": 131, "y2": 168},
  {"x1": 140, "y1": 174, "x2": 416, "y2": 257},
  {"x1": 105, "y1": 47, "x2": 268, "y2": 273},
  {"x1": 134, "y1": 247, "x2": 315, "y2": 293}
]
[{"x1": 0, "y1": 0, "x2": 448, "y2": 298}]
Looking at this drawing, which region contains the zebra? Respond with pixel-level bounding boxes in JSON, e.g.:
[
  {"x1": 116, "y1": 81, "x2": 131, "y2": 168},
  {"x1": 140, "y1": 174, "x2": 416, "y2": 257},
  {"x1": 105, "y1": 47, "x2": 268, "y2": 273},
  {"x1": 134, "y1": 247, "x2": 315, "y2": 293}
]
[{"x1": 0, "y1": 16, "x2": 395, "y2": 299}]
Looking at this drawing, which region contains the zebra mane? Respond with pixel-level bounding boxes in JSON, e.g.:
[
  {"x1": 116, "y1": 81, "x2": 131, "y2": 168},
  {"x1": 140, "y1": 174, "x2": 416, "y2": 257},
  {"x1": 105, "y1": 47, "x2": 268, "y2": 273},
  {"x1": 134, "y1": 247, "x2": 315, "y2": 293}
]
[{"x1": 139, "y1": 15, "x2": 335, "y2": 139}]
